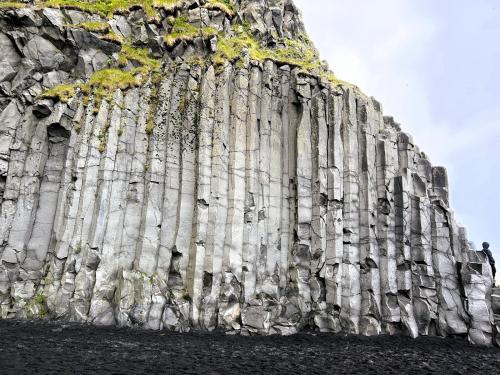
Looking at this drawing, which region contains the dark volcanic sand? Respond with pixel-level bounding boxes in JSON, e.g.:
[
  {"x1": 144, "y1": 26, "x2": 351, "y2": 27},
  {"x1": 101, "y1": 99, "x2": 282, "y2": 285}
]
[{"x1": 0, "y1": 320, "x2": 498, "y2": 375}]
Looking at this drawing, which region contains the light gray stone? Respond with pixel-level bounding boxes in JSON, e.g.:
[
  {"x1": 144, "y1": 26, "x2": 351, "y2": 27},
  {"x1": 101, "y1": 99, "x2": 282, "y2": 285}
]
[
  {"x1": 23, "y1": 36, "x2": 64, "y2": 70},
  {"x1": 0, "y1": 0, "x2": 494, "y2": 346}
]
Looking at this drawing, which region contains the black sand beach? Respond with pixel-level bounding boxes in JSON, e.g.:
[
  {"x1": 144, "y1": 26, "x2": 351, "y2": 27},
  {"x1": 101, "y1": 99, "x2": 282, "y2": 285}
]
[{"x1": 0, "y1": 319, "x2": 498, "y2": 374}]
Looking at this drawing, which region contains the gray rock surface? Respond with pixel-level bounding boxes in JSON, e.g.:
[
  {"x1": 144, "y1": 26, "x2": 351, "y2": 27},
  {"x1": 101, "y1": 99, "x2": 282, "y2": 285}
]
[{"x1": 0, "y1": 0, "x2": 495, "y2": 346}]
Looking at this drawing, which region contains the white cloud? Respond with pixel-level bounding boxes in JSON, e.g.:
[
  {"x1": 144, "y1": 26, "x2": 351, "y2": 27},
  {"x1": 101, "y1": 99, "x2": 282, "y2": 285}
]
[{"x1": 295, "y1": 0, "x2": 439, "y2": 156}]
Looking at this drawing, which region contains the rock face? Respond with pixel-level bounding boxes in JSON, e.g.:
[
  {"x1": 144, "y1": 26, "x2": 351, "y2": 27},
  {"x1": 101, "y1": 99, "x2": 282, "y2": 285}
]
[{"x1": 0, "y1": 0, "x2": 496, "y2": 345}]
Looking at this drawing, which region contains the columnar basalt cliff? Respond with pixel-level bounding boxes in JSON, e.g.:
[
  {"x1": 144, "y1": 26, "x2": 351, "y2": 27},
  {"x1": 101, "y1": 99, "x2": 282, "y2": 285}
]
[{"x1": 0, "y1": 0, "x2": 497, "y2": 345}]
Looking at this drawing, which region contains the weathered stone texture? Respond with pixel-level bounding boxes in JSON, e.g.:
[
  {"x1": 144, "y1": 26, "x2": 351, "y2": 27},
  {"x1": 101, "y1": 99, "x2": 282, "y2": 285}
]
[{"x1": 0, "y1": 0, "x2": 495, "y2": 345}]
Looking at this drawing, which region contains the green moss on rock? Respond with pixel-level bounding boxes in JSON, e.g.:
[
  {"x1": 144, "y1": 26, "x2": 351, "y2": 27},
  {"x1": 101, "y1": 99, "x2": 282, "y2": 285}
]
[
  {"x1": 205, "y1": 0, "x2": 234, "y2": 16},
  {"x1": 213, "y1": 27, "x2": 320, "y2": 69},
  {"x1": 25, "y1": 294, "x2": 49, "y2": 318},
  {"x1": 164, "y1": 16, "x2": 217, "y2": 47},
  {"x1": 39, "y1": 84, "x2": 79, "y2": 103},
  {"x1": 0, "y1": 1, "x2": 26, "y2": 9},
  {"x1": 118, "y1": 44, "x2": 161, "y2": 71},
  {"x1": 38, "y1": 0, "x2": 184, "y2": 18},
  {"x1": 100, "y1": 31, "x2": 124, "y2": 44},
  {"x1": 71, "y1": 21, "x2": 110, "y2": 33},
  {"x1": 39, "y1": 41, "x2": 161, "y2": 106}
]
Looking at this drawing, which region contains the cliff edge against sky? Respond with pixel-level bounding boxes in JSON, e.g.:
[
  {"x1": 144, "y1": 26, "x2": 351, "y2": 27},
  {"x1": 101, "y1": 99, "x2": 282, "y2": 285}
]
[{"x1": 0, "y1": 0, "x2": 497, "y2": 345}]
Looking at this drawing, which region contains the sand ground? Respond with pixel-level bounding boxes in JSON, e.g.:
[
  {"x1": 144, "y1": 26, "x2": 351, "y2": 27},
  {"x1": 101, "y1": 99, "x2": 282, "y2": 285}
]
[{"x1": 0, "y1": 319, "x2": 498, "y2": 374}]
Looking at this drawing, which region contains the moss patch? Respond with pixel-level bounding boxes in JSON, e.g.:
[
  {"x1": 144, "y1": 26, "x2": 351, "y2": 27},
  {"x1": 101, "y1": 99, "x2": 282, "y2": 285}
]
[
  {"x1": 144, "y1": 71, "x2": 162, "y2": 135},
  {"x1": 38, "y1": 0, "x2": 184, "y2": 19},
  {"x1": 213, "y1": 27, "x2": 321, "y2": 70},
  {"x1": 39, "y1": 84, "x2": 79, "y2": 103},
  {"x1": 212, "y1": 27, "x2": 351, "y2": 87},
  {"x1": 70, "y1": 21, "x2": 110, "y2": 33},
  {"x1": 25, "y1": 294, "x2": 49, "y2": 318},
  {"x1": 118, "y1": 43, "x2": 161, "y2": 71},
  {"x1": 205, "y1": 0, "x2": 234, "y2": 17},
  {"x1": 0, "y1": 1, "x2": 26, "y2": 9},
  {"x1": 164, "y1": 16, "x2": 217, "y2": 47},
  {"x1": 39, "y1": 42, "x2": 161, "y2": 105},
  {"x1": 100, "y1": 31, "x2": 124, "y2": 44}
]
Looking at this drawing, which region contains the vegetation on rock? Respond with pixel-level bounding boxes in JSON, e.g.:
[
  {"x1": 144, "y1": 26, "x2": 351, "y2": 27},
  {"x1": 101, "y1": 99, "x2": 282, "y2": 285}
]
[
  {"x1": 164, "y1": 16, "x2": 217, "y2": 47},
  {"x1": 0, "y1": 1, "x2": 26, "y2": 9},
  {"x1": 205, "y1": 0, "x2": 234, "y2": 16},
  {"x1": 118, "y1": 43, "x2": 161, "y2": 71},
  {"x1": 69, "y1": 21, "x2": 110, "y2": 33},
  {"x1": 39, "y1": 42, "x2": 160, "y2": 103},
  {"x1": 38, "y1": 0, "x2": 184, "y2": 18},
  {"x1": 39, "y1": 84, "x2": 79, "y2": 103},
  {"x1": 213, "y1": 26, "x2": 326, "y2": 73},
  {"x1": 25, "y1": 294, "x2": 48, "y2": 318},
  {"x1": 37, "y1": 0, "x2": 352, "y2": 110}
]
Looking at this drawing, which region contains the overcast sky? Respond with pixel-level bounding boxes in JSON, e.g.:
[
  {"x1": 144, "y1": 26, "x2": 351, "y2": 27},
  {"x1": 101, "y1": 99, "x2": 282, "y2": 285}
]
[{"x1": 295, "y1": 0, "x2": 500, "y2": 283}]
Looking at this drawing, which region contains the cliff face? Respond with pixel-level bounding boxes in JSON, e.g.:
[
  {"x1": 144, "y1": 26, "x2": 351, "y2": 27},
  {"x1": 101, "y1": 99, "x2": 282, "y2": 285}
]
[{"x1": 0, "y1": 0, "x2": 496, "y2": 345}]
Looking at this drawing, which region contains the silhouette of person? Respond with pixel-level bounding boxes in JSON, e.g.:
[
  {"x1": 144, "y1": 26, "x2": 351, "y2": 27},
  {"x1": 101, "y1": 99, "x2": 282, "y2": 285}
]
[{"x1": 482, "y1": 242, "x2": 496, "y2": 280}]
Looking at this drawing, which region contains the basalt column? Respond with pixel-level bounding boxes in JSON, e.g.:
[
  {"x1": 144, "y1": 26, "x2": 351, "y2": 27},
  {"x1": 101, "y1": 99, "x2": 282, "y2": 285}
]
[{"x1": 0, "y1": 0, "x2": 495, "y2": 346}]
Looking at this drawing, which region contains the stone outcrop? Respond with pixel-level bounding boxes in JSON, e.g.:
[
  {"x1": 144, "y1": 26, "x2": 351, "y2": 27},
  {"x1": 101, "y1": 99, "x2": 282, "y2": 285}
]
[
  {"x1": 492, "y1": 287, "x2": 500, "y2": 346},
  {"x1": 0, "y1": 0, "x2": 496, "y2": 345}
]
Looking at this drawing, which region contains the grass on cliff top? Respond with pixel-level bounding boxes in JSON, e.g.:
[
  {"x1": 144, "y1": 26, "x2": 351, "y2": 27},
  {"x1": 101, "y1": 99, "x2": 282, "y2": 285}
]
[
  {"x1": 0, "y1": 1, "x2": 26, "y2": 9},
  {"x1": 214, "y1": 26, "x2": 321, "y2": 70},
  {"x1": 36, "y1": 0, "x2": 184, "y2": 18},
  {"x1": 1, "y1": 0, "x2": 236, "y2": 16},
  {"x1": 213, "y1": 26, "x2": 350, "y2": 87}
]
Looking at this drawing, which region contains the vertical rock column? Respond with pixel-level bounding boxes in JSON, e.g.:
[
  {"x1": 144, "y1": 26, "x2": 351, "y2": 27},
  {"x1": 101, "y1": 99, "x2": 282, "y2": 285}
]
[
  {"x1": 410, "y1": 155, "x2": 438, "y2": 335},
  {"x1": 310, "y1": 86, "x2": 328, "y2": 317},
  {"x1": 12, "y1": 115, "x2": 71, "y2": 316},
  {"x1": 86, "y1": 92, "x2": 125, "y2": 326},
  {"x1": 319, "y1": 90, "x2": 344, "y2": 333},
  {"x1": 462, "y1": 250, "x2": 494, "y2": 345},
  {"x1": 44, "y1": 100, "x2": 85, "y2": 318},
  {"x1": 430, "y1": 167, "x2": 468, "y2": 336},
  {"x1": 1, "y1": 108, "x2": 57, "y2": 315},
  {"x1": 204, "y1": 65, "x2": 230, "y2": 329},
  {"x1": 394, "y1": 133, "x2": 418, "y2": 337},
  {"x1": 340, "y1": 88, "x2": 361, "y2": 333},
  {"x1": 44, "y1": 99, "x2": 101, "y2": 317},
  {"x1": 241, "y1": 64, "x2": 261, "y2": 303},
  {"x1": 189, "y1": 66, "x2": 215, "y2": 328},
  {"x1": 220, "y1": 64, "x2": 249, "y2": 328},
  {"x1": 376, "y1": 120, "x2": 400, "y2": 334},
  {"x1": 292, "y1": 72, "x2": 313, "y2": 318},
  {"x1": 357, "y1": 98, "x2": 382, "y2": 335}
]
